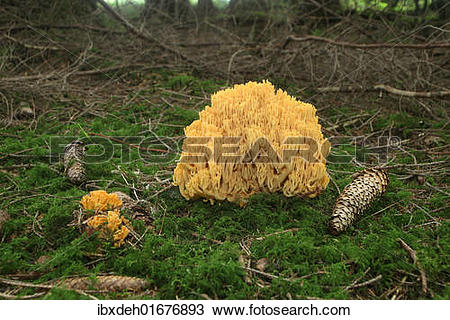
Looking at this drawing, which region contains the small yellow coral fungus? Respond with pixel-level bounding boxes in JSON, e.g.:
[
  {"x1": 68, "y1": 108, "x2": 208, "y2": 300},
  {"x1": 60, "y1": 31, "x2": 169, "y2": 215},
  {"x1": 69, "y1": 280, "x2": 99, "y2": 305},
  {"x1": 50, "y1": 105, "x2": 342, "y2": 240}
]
[
  {"x1": 86, "y1": 210, "x2": 130, "y2": 247},
  {"x1": 106, "y1": 210, "x2": 122, "y2": 232},
  {"x1": 80, "y1": 190, "x2": 123, "y2": 212},
  {"x1": 81, "y1": 191, "x2": 130, "y2": 247},
  {"x1": 173, "y1": 80, "x2": 330, "y2": 204},
  {"x1": 113, "y1": 225, "x2": 131, "y2": 247},
  {"x1": 87, "y1": 215, "x2": 108, "y2": 229}
]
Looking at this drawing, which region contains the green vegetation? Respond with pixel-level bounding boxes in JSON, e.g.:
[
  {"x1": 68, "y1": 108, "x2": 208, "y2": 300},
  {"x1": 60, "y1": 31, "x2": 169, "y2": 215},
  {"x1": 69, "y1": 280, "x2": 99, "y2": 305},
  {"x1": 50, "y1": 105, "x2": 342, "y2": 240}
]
[{"x1": 0, "y1": 70, "x2": 448, "y2": 300}]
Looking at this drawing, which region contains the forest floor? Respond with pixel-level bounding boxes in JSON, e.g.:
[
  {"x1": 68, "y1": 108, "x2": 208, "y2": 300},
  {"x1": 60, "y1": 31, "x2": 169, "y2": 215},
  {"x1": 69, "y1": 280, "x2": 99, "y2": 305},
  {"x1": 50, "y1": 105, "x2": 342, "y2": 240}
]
[{"x1": 0, "y1": 10, "x2": 449, "y2": 299}]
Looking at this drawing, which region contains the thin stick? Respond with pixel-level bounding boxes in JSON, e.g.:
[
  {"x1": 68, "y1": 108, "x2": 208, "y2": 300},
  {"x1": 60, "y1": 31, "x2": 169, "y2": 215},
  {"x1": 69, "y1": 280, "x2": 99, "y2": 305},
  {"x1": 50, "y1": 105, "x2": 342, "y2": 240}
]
[
  {"x1": 344, "y1": 267, "x2": 371, "y2": 290},
  {"x1": 3, "y1": 34, "x2": 61, "y2": 51},
  {"x1": 328, "y1": 173, "x2": 341, "y2": 194},
  {"x1": 345, "y1": 275, "x2": 382, "y2": 290},
  {"x1": 243, "y1": 267, "x2": 325, "y2": 282},
  {"x1": 0, "y1": 291, "x2": 46, "y2": 299},
  {"x1": 374, "y1": 84, "x2": 450, "y2": 98},
  {"x1": 0, "y1": 24, "x2": 126, "y2": 34},
  {"x1": 425, "y1": 182, "x2": 450, "y2": 197},
  {"x1": 254, "y1": 228, "x2": 300, "y2": 241},
  {"x1": 243, "y1": 267, "x2": 292, "y2": 282},
  {"x1": 397, "y1": 238, "x2": 429, "y2": 295},
  {"x1": 0, "y1": 277, "x2": 53, "y2": 289}
]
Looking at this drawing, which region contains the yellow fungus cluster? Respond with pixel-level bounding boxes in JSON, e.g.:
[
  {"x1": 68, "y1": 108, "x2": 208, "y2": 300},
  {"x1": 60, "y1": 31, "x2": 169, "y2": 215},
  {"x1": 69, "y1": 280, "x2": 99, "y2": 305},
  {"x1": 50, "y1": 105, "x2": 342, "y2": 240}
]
[
  {"x1": 80, "y1": 190, "x2": 130, "y2": 247},
  {"x1": 80, "y1": 190, "x2": 122, "y2": 212},
  {"x1": 173, "y1": 81, "x2": 330, "y2": 205}
]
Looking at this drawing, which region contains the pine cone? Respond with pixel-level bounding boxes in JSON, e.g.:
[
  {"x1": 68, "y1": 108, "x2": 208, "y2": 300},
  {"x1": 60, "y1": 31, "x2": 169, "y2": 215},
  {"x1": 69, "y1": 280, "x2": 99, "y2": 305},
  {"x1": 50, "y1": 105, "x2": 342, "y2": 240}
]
[
  {"x1": 329, "y1": 168, "x2": 389, "y2": 235},
  {"x1": 59, "y1": 275, "x2": 149, "y2": 292},
  {"x1": 63, "y1": 140, "x2": 87, "y2": 185}
]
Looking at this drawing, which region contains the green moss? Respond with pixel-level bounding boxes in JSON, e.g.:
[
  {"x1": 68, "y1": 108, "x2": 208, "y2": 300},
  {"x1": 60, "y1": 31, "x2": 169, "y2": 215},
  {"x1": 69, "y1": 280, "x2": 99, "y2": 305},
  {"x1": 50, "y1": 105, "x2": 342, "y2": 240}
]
[{"x1": 0, "y1": 70, "x2": 447, "y2": 299}]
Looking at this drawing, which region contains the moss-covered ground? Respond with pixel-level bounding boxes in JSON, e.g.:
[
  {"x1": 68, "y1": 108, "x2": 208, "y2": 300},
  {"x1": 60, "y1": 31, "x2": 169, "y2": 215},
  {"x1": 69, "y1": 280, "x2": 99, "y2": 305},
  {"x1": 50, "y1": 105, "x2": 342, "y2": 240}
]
[{"x1": 0, "y1": 70, "x2": 448, "y2": 299}]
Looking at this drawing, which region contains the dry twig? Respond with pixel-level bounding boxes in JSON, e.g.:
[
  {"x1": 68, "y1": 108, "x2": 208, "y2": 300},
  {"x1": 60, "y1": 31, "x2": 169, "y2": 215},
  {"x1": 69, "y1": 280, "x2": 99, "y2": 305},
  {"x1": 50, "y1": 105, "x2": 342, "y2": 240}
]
[
  {"x1": 397, "y1": 238, "x2": 430, "y2": 295},
  {"x1": 0, "y1": 291, "x2": 46, "y2": 299},
  {"x1": 254, "y1": 228, "x2": 300, "y2": 241},
  {"x1": 345, "y1": 275, "x2": 382, "y2": 290}
]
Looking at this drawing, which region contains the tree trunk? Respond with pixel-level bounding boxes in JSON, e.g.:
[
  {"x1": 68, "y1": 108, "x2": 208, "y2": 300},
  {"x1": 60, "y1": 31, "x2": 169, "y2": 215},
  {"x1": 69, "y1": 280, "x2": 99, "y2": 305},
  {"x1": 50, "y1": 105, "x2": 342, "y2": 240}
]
[
  {"x1": 143, "y1": 0, "x2": 177, "y2": 19},
  {"x1": 197, "y1": 0, "x2": 216, "y2": 19}
]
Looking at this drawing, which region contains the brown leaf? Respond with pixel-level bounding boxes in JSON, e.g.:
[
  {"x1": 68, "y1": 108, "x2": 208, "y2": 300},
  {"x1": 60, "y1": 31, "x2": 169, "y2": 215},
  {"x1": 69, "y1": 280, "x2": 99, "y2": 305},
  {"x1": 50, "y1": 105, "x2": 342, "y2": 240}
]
[
  {"x1": 423, "y1": 135, "x2": 444, "y2": 147},
  {"x1": 255, "y1": 258, "x2": 269, "y2": 272},
  {"x1": 416, "y1": 175, "x2": 425, "y2": 185},
  {"x1": 16, "y1": 105, "x2": 34, "y2": 119},
  {"x1": 36, "y1": 255, "x2": 51, "y2": 265}
]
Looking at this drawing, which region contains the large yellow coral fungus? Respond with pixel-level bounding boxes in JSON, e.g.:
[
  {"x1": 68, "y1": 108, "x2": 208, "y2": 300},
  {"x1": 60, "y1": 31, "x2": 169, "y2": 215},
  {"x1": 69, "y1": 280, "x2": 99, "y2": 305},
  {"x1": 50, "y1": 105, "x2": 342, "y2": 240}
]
[{"x1": 173, "y1": 80, "x2": 330, "y2": 205}]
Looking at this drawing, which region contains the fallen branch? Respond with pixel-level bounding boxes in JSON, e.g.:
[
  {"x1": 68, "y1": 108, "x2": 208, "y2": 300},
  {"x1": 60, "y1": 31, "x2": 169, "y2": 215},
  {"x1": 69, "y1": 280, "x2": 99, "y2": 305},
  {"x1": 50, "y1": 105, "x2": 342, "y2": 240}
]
[
  {"x1": 283, "y1": 35, "x2": 450, "y2": 50},
  {"x1": 0, "y1": 24, "x2": 126, "y2": 34},
  {"x1": 2, "y1": 34, "x2": 62, "y2": 51},
  {"x1": 0, "y1": 291, "x2": 46, "y2": 299},
  {"x1": 0, "y1": 72, "x2": 59, "y2": 82},
  {"x1": 1, "y1": 272, "x2": 44, "y2": 281},
  {"x1": 397, "y1": 238, "x2": 429, "y2": 295},
  {"x1": 0, "y1": 277, "x2": 54, "y2": 289},
  {"x1": 317, "y1": 85, "x2": 450, "y2": 98},
  {"x1": 0, "y1": 63, "x2": 169, "y2": 82},
  {"x1": 0, "y1": 277, "x2": 99, "y2": 299},
  {"x1": 374, "y1": 85, "x2": 450, "y2": 98}
]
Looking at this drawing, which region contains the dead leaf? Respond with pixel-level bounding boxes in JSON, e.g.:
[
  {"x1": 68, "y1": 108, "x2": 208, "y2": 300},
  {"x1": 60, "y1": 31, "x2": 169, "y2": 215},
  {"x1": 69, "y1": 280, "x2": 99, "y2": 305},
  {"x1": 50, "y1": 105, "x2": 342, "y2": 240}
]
[
  {"x1": 36, "y1": 255, "x2": 51, "y2": 265},
  {"x1": 0, "y1": 210, "x2": 11, "y2": 231},
  {"x1": 255, "y1": 258, "x2": 269, "y2": 272},
  {"x1": 423, "y1": 135, "x2": 444, "y2": 147}
]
